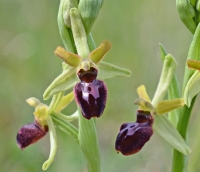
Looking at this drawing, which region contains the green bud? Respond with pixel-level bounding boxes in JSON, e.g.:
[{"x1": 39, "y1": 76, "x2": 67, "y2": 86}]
[
  {"x1": 78, "y1": 0, "x2": 103, "y2": 34},
  {"x1": 176, "y1": 0, "x2": 196, "y2": 34},
  {"x1": 62, "y1": 0, "x2": 78, "y2": 28}
]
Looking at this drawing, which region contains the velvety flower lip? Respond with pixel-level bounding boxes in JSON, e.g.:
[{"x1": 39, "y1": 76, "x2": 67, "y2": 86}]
[
  {"x1": 115, "y1": 110, "x2": 153, "y2": 155},
  {"x1": 16, "y1": 120, "x2": 48, "y2": 150},
  {"x1": 74, "y1": 79, "x2": 107, "y2": 119}
]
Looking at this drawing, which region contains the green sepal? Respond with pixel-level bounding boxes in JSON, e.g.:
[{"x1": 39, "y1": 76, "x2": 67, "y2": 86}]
[
  {"x1": 54, "y1": 46, "x2": 81, "y2": 67},
  {"x1": 156, "y1": 98, "x2": 185, "y2": 115},
  {"x1": 70, "y1": 8, "x2": 90, "y2": 58},
  {"x1": 43, "y1": 66, "x2": 77, "y2": 100},
  {"x1": 42, "y1": 116, "x2": 57, "y2": 170},
  {"x1": 196, "y1": 0, "x2": 200, "y2": 11},
  {"x1": 89, "y1": 40, "x2": 112, "y2": 64},
  {"x1": 184, "y1": 70, "x2": 200, "y2": 107},
  {"x1": 62, "y1": 0, "x2": 78, "y2": 28},
  {"x1": 153, "y1": 115, "x2": 191, "y2": 155},
  {"x1": 78, "y1": 0, "x2": 103, "y2": 35},
  {"x1": 152, "y1": 54, "x2": 178, "y2": 107},
  {"x1": 52, "y1": 112, "x2": 78, "y2": 142},
  {"x1": 183, "y1": 23, "x2": 200, "y2": 90},
  {"x1": 159, "y1": 43, "x2": 181, "y2": 126},
  {"x1": 97, "y1": 61, "x2": 131, "y2": 79},
  {"x1": 187, "y1": 59, "x2": 200, "y2": 70},
  {"x1": 176, "y1": 0, "x2": 196, "y2": 34},
  {"x1": 55, "y1": 92, "x2": 74, "y2": 112}
]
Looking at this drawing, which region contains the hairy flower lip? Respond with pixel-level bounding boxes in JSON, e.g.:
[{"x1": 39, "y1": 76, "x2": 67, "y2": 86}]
[
  {"x1": 115, "y1": 110, "x2": 154, "y2": 155},
  {"x1": 16, "y1": 120, "x2": 48, "y2": 150},
  {"x1": 74, "y1": 79, "x2": 107, "y2": 119}
]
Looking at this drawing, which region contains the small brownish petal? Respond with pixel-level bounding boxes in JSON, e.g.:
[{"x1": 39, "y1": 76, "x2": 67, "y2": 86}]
[
  {"x1": 74, "y1": 79, "x2": 107, "y2": 119},
  {"x1": 16, "y1": 121, "x2": 48, "y2": 150}
]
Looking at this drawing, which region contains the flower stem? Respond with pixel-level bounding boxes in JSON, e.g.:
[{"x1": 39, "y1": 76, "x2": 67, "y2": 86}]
[{"x1": 172, "y1": 96, "x2": 196, "y2": 172}]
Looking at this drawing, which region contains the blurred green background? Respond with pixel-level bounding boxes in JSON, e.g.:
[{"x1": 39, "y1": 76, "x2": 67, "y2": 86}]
[{"x1": 1, "y1": 0, "x2": 200, "y2": 171}]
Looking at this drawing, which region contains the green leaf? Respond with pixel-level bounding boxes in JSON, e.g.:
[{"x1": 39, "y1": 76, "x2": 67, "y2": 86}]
[
  {"x1": 89, "y1": 40, "x2": 112, "y2": 64},
  {"x1": 97, "y1": 61, "x2": 131, "y2": 79},
  {"x1": 184, "y1": 70, "x2": 200, "y2": 107},
  {"x1": 43, "y1": 66, "x2": 77, "y2": 100},
  {"x1": 156, "y1": 98, "x2": 185, "y2": 115},
  {"x1": 176, "y1": 0, "x2": 196, "y2": 34},
  {"x1": 54, "y1": 46, "x2": 81, "y2": 67},
  {"x1": 153, "y1": 115, "x2": 191, "y2": 155}
]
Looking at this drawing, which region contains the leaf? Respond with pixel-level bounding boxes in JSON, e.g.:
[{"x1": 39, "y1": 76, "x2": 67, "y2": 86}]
[
  {"x1": 97, "y1": 61, "x2": 131, "y2": 79},
  {"x1": 184, "y1": 70, "x2": 200, "y2": 107},
  {"x1": 156, "y1": 98, "x2": 185, "y2": 115},
  {"x1": 153, "y1": 115, "x2": 191, "y2": 155},
  {"x1": 54, "y1": 46, "x2": 81, "y2": 67},
  {"x1": 43, "y1": 66, "x2": 77, "y2": 100},
  {"x1": 89, "y1": 40, "x2": 112, "y2": 64}
]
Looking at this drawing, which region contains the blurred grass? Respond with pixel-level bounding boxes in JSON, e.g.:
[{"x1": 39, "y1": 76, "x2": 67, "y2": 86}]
[{"x1": 0, "y1": 0, "x2": 199, "y2": 171}]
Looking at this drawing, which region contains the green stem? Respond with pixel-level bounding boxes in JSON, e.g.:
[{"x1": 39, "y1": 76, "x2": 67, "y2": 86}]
[
  {"x1": 172, "y1": 96, "x2": 196, "y2": 172},
  {"x1": 78, "y1": 107, "x2": 101, "y2": 172}
]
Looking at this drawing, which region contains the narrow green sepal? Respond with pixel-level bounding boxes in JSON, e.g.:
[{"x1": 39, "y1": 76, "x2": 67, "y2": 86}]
[
  {"x1": 43, "y1": 66, "x2": 77, "y2": 100},
  {"x1": 196, "y1": 0, "x2": 200, "y2": 11},
  {"x1": 176, "y1": 0, "x2": 196, "y2": 34},
  {"x1": 184, "y1": 70, "x2": 200, "y2": 107},
  {"x1": 55, "y1": 92, "x2": 74, "y2": 112},
  {"x1": 97, "y1": 61, "x2": 131, "y2": 79},
  {"x1": 89, "y1": 40, "x2": 112, "y2": 64},
  {"x1": 54, "y1": 46, "x2": 81, "y2": 67},
  {"x1": 187, "y1": 59, "x2": 200, "y2": 70},
  {"x1": 70, "y1": 8, "x2": 90, "y2": 58},
  {"x1": 190, "y1": 0, "x2": 197, "y2": 7},
  {"x1": 153, "y1": 115, "x2": 191, "y2": 155},
  {"x1": 78, "y1": 0, "x2": 103, "y2": 34},
  {"x1": 42, "y1": 116, "x2": 57, "y2": 170},
  {"x1": 156, "y1": 98, "x2": 185, "y2": 115},
  {"x1": 152, "y1": 54, "x2": 178, "y2": 106}
]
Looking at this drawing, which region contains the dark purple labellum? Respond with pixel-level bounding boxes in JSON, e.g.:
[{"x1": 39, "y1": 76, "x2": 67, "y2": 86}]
[
  {"x1": 115, "y1": 110, "x2": 153, "y2": 155},
  {"x1": 16, "y1": 121, "x2": 48, "y2": 150},
  {"x1": 74, "y1": 79, "x2": 107, "y2": 119}
]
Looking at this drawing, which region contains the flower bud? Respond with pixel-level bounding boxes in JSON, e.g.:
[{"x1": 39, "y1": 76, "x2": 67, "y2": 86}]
[
  {"x1": 74, "y1": 66, "x2": 107, "y2": 119},
  {"x1": 115, "y1": 110, "x2": 153, "y2": 155},
  {"x1": 16, "y1": 120, "x2": 48, "y2": 150}
]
